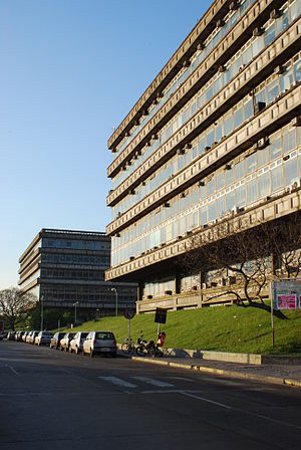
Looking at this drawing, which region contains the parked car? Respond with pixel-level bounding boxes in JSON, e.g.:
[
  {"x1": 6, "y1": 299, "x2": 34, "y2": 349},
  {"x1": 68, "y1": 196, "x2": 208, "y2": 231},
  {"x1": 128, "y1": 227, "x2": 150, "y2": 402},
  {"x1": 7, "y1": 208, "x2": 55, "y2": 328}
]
[
  {"x1": 50, "y1": 332, "x2": 64, "y2": 349},
  {"x1": 69, "y1": 332, "x2": 88, "y2": 354},
  {"x1": 22, "y1": 331, "x2": 29, "y2": 342},
  {"x1": 15, "y1": 331, "x2": 25, "y2": 341},
  {"x1": 35, "y1": 331, "x2": 52, "y2": 346},
  {"x1": 0, "y1": 332, "x2": 7, "y2": 340},
  {"x1": 28, "y1": 331, "x2": 39, "y2": 344},
  {"x1": 82, "y1": 331, "x2": 117, "y2": 357},
  {"x1": 26, "y1": 331, "x2": 33, "y2": 343},
  {"x1": 7, "y1": 331, "x2": 15, "y2": 341},
  {"x1": 60, "y1": 333, "x2": 75, "y2": 352}
]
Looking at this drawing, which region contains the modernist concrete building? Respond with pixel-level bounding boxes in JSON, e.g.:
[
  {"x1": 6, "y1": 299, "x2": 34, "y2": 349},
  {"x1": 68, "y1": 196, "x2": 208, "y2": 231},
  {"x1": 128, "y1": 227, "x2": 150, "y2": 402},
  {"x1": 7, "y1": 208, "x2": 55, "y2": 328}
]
[
  {"x1": 19, "y1": 229, "x2": 137, "y2": 315},
  {"x1": 106, "y1": 0, "x2": 301, "y2": 313}
]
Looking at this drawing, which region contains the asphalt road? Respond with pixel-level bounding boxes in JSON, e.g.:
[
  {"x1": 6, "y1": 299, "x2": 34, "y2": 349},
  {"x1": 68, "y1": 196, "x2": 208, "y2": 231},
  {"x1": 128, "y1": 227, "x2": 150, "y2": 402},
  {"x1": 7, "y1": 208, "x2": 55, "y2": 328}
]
[{"x1": 1, "y1": 341, "x2": 301, "y2": 450}]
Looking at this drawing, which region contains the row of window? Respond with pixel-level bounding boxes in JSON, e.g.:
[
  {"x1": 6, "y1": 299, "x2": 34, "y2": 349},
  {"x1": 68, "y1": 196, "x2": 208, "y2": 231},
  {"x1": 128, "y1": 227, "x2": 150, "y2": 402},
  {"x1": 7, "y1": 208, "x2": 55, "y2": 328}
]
[
  {"x1": 43, "y1": 238, "x2": 110, "y2": 251},
  {"x1": 112, "y1": 125, "x2": 301, "y2": 266},
  {"x1": 40, "y1": 269, "x2": 104, "y2": 281},
  {"x1": 112, "y1": 51, "x2": 301, "y2": 219},
  {"x1": 112, "y1": 0, "x2": 301, "y2": 192},
  {"x1": 41, "y1": 253, "x2": 110, "y2": 266}
]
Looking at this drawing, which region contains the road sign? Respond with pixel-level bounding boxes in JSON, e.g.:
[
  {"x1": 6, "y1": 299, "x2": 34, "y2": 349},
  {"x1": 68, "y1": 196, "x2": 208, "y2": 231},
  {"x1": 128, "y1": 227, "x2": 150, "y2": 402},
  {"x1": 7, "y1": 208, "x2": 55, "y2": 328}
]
[
  {"x1": 124, "y1": 308, "x2": 136, "y2": 320},
  {"x1": 155, "y1": 308, "x2": 167, "y2": 324}
]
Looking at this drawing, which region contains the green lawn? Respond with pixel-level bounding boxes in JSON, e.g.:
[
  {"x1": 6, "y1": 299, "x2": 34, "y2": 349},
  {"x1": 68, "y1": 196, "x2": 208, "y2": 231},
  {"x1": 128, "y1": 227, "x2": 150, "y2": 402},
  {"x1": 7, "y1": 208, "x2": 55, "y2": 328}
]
[{"x1": 67, "y1": 304, "x2": 301, "y2": 355}]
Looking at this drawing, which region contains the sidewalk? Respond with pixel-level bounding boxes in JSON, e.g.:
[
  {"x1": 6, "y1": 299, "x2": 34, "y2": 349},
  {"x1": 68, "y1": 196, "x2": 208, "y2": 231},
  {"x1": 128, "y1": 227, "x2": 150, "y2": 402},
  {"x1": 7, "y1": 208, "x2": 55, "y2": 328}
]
[{"x1": 130, "y1": 354, "x2": 301, "y2": 389}]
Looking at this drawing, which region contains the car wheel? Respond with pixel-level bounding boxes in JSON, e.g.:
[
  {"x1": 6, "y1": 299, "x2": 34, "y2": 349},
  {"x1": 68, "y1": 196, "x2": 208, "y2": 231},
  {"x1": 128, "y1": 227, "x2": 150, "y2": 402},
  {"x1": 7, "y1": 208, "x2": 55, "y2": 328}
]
[
  {"x1": 89, "y1": 349, "x2": 94, "y2": 358},
  {"x1": 75, "y1": 347, "x2": 79, "y2": 355}
]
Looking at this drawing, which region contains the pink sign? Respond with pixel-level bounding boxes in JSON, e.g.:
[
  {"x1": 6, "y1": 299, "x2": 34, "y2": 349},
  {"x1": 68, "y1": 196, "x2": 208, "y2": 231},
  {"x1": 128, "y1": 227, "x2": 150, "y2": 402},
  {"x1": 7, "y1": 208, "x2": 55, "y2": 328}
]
[{"x1": 276, "y1": 294, "x2": 297, "y2": 309}]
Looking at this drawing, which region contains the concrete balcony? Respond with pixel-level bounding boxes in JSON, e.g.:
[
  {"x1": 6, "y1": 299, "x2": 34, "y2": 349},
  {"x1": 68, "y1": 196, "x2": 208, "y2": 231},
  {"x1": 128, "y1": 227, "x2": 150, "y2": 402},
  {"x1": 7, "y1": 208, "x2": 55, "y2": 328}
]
[
  {"x1": 108, "y1": 0, "x2": 285, "y2": 176},
  {"x1": 106, "y1": 186, "x2": 301, "y2": 281},
  {"x1": 107, "y1": 19, "x2": 301, "y2": 207},
  {"x1": 107, "y1": 82, "x2": 301, "y2": 236}
]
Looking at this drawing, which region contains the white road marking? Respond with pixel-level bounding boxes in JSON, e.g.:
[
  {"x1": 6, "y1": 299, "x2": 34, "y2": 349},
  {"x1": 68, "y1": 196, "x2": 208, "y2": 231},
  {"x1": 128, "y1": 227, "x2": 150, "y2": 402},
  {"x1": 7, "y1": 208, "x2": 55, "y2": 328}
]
[
  {"x1": 132, "y1": 376, "x2": 174, "y2": 388},
  {"x1": 180, "y1": 391, "x2": 233, "y2": 409},
  {"x1": 5, "y1": 364, "x2": 20, "y2": 376},
  {"x1": 98, "y1": 376, "x2": 137, "y2": 388}
]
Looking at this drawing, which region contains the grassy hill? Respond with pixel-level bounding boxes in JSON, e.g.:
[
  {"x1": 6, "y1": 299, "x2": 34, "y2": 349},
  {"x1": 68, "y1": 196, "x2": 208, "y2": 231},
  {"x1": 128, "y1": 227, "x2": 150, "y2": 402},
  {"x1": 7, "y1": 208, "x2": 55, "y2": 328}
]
[{"x1": 67, "y1": 304, "x2": 301, "y2": 355}]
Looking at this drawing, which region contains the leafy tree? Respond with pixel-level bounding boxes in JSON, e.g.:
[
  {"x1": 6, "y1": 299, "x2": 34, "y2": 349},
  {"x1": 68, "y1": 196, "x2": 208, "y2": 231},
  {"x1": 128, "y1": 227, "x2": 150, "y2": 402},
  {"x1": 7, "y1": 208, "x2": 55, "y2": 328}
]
[{"x1": 0, "y1": 288, "x2": 36, "y2": 330}]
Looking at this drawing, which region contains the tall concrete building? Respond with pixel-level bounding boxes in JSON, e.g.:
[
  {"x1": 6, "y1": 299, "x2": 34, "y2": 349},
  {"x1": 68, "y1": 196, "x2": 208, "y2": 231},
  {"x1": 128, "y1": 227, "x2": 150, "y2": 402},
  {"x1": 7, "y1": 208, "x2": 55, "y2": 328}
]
[
  {"x1": 106, "y1": 0, "x2": 301, "y2": 313},
  {"x1": 19, "y1": 229, "x2": 137, "y2": 316}
]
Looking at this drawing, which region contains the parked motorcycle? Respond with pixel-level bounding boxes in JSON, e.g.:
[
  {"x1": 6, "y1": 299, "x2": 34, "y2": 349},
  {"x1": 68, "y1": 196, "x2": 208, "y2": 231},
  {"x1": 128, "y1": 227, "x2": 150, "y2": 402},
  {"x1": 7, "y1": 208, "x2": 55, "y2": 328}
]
[{"x1": 135, "y1": 331, "x2": 164, "y2": 357}]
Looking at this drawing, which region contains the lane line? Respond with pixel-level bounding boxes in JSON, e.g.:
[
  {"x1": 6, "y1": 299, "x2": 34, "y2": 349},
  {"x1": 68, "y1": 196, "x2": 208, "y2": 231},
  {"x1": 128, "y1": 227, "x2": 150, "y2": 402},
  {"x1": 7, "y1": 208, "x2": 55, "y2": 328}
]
[
  {"x1": 132, "y1": 376, "x2": 174, "y2": 388},
  {"x1": 5, "y1": 364, "x2": 20, "y2": 376},
  {"x1": 180, "y1": 391, "x2": 233, "y2": 409},
  {"x1": 98, "y1": 376, "x2": 137, "y2": 388}
]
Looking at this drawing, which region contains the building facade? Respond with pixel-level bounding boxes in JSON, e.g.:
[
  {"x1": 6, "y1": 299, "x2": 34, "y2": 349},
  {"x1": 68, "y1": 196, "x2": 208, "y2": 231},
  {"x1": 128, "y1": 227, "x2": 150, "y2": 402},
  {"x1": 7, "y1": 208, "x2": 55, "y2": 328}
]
[
  {"x1": 106, "y1": 0, "x2": 301, "y2": 313},
  {"x1": 19, "y1": 229, "x2": 137, "y2": 315}
]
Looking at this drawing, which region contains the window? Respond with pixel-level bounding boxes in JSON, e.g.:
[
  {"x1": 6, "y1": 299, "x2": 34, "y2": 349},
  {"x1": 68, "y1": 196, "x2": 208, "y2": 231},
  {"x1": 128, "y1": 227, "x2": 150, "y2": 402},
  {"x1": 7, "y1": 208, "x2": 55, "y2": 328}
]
[{"x1": 271, "y1": 165, "x2": 283, "y2": 192}]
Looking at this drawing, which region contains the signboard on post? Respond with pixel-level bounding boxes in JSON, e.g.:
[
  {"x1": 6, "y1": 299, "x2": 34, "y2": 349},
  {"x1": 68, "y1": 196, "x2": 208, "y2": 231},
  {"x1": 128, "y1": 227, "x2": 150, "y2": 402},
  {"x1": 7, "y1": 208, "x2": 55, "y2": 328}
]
[
  {"x1": 270, "y1": 279, "x2": 301, "y2": 347},
  {"x1": 155, "y1": 308, "x2": 167, "y2": 324},
  {"x1": 124, "y1": 308, "x2": 136, "y2": 320},
  {"x1": 272, "y1": 280, "x2": 301, "y2": 310}
]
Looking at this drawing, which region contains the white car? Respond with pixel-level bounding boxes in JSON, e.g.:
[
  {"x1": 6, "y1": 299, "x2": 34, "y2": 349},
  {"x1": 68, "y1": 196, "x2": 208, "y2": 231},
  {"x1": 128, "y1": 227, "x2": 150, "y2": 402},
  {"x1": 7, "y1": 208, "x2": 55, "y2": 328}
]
[
  {"x1": 82, "y1": 331, "x2": 117, "y2": 357},
  {"x1": 60, "y1": 333, "x2": 75, "y2": 352},
  {"x1": 35, "y1": 331, "x2": 52, "y2": 346},
  {"x1": 69, "y1": 332, "x2": 88, "y2": 354}
]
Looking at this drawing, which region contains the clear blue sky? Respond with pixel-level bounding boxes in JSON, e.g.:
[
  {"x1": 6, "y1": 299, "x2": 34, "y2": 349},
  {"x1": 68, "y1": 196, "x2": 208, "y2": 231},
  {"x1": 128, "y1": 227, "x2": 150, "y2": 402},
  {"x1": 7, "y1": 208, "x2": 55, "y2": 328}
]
[{"x1": 0, "y1": 0, "x2": 210, "y2": 289}]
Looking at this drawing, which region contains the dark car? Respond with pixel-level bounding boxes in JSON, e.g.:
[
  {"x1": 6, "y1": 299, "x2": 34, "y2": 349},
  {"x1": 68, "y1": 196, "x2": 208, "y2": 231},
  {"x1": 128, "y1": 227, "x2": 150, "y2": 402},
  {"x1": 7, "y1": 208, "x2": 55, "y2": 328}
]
[{"x1": 50, "y1": 332, "x2": 64, "y2": 350}]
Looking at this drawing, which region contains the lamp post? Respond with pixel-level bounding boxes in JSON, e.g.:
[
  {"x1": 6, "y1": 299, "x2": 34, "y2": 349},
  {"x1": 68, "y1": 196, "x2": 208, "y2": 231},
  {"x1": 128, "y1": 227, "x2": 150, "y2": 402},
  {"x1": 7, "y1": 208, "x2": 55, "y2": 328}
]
[
  {"x1": 111, "y1": 288, "x2": 118, "y2": 316},
  {"x1": 73, "y1": 301, "x2": 79, "y2": 325},
  {"x1": 40, "y1": 294, "x2": 44, "y2": 331}
]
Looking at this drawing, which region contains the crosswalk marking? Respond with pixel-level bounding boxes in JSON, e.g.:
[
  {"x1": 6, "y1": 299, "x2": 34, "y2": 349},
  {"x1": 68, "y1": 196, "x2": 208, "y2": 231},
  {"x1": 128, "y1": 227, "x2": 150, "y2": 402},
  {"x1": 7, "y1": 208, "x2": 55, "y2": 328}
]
[
  {"x1": 132, "y1": 376, "x2": 174, "y2": 388},
  {"x1": 98, "y1": 376, "x2": 137, "y2": 388}
]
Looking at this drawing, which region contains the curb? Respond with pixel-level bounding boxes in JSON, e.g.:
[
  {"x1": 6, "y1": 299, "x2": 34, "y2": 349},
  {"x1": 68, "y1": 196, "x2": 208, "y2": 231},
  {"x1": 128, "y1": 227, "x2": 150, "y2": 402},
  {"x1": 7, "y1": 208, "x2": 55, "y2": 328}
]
[{"x1": 131, "y1": 357, "x2": 301, "y2": 389}]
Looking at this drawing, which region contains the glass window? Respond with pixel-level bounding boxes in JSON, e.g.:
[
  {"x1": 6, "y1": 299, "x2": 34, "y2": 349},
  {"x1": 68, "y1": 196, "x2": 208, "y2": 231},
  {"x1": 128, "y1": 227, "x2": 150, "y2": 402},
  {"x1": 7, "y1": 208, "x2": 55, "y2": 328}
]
[
  {"x1": 215, "y1": 123, "x2": 223, "y2": 142},
  {"x1": 244, "y1": 99, "x2": 253, "y2": 121},
  {"x1": 235, "y1": 160, "x2": 245, "y2": 180},
  {"x1": 207, "y1": 129, "x2": 215, "y2": 147},
  {"x1": 208, "y1": 203, "x2": 216, "y2": 222},
  {"x1": 224, "y1": 113, "x2": 233, "y2": 136},
  {"x1": 216, "y1": 172, "x2": 225, "y2": 191},
  {"x1": 284, "y1": 158, "x2": 299, "y2": 186},
  {"x1": 257, "y1": 147, "x2": 270, "y2": 167},
  {"x1": 200, "y1": 207, "x2": 207, "y2": 225},
  {"x1": 271, "y1": 165, "x2": 283, "y2": 192},
  {"x1": 236, "y1": 184, "x2": 246, "y2": 207},
  {"x1": 247, "y1": 179, "x2": 257, "y2": 204},
  {"x1": 270, "y1": 135, "x2": 282, "y2": 160},
  {"x1": 283, "y1": 129, "x2": 296, "y2": 154},
  {"x1": 252, "y1": 35, "x2": 264, "y2": 57},
  {"x1": 225, "y1": 167, "x2": 234, "y2": 186},
  {"x1": 226, "y1": 190, "x2": 235, "y2": 211},
  {"x1": 258, "y1": 172, "x2": 270, "y2": 198},
  {"x1": 207, "y1": 178, "x2": 215, "y2": 196},
  {"x1": 264, "y1": 24, "x2": 275, "y2": 47},
  {"x1": 216, "y1": 196, "x2": 226, "y2": 217},
  {"x1": 246, "y1": 153, "x2": 257, "y2": 174},
  {"x1": 234, "y1": 106, "x2": 243, "y2": 129},
  {"x1": 280, "y1": 67, "x2": 293, "y2": 92},
  {"x1": 266, "y1": 79, "x2": 279, "y2": 104},
  {"x1": 294, "y1": 59, "x2": 301, "y2": 83}
]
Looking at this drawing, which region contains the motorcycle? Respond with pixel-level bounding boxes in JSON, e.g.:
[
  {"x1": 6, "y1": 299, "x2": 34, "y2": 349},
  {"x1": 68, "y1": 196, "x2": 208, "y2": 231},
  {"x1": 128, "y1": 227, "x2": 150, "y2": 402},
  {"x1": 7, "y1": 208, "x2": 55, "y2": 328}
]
[{"x1": 135, "y1": 332, "x2": 164, "y2": 357}]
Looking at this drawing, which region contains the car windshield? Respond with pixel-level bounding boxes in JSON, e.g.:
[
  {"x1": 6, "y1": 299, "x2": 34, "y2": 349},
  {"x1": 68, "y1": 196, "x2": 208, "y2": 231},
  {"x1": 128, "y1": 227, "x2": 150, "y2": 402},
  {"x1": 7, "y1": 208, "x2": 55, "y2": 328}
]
[
  {"x1": 81, "y1": 333, "x2": 88, "y2": 338},
  {"x1": 95, "y1": 332, "x2": 114, "y2": 340}
]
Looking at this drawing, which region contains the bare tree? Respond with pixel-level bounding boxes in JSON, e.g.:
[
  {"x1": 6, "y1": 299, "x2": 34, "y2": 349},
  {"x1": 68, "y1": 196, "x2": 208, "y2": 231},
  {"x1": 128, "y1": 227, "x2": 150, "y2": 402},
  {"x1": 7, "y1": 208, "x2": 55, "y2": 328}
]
[
  {"x1": 185, "y1": 213, "x2": 301, "y2": 316},
  {"x1": 0, "y1": 288, "x2": 36, "y2": 331}
]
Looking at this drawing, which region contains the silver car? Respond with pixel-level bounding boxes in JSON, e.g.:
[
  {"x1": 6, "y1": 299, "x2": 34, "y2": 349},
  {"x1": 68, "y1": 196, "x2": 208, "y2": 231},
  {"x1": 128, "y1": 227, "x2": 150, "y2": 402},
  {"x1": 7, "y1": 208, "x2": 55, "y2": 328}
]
[
  {"x1": 82, "y1": 331, "x2": 117, "y2": 357},
  {"x1": 69, "y1": 332, "x2": 88, "y2": 354},
  {"x1": 60, "y1": 333, "x2": 75, "y2": 352},
  {"x1": 35, "y1": 331, "x2": 52, "y2": 346}
]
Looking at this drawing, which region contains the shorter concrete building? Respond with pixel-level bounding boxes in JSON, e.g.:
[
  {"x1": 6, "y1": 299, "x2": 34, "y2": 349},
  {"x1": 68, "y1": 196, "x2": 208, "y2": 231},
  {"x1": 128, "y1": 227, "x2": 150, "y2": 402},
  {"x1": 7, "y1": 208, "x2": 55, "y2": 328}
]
[{"x1": 18, "y1": 229, "x2": 137, "y2": 316}]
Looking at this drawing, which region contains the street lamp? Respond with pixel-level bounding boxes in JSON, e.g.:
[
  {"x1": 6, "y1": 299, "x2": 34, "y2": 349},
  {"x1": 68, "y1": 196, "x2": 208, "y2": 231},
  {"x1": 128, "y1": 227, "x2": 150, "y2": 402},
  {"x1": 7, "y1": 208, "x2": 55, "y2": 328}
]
[
  {"x1": 40, "y1": 294, "x2": 44, "y2": 331},
  {"x1": 73, "y1": 301, "x2": 79, "y2": 325},
  {"x1": 111, "y1": 288, "x2": 118, "y2": 316}
]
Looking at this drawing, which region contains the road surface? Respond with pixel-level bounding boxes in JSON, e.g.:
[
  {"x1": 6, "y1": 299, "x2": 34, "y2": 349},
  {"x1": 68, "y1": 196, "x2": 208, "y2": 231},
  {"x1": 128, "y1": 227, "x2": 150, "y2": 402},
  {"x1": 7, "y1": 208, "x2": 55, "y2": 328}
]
[{"x1": 1, "y1": 341, "x2": 301, "y2": 449}]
